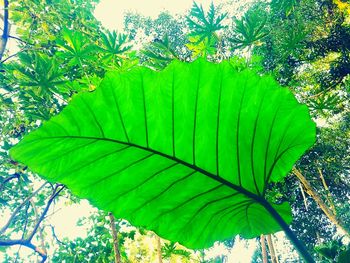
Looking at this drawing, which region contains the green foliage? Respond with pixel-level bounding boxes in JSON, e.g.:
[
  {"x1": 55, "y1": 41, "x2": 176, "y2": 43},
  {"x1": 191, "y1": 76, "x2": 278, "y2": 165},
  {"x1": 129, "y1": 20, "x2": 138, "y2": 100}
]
[
  {"x1": 141, "y1": 34, "x2": 178, "y2": 70},
  {"x1": 124, "y1": 10, "x2": 189, "y2": 61},
  {"x1": 186, "y1": 36, "x2": 217, "y2": 58},
  {"x1": 308, "y1": 93, "x2": 343, "y2": 115},
  {"x1": 230, "y1": 9, "x2": 269, "y2": 49},
  {"x1": 187, "y1": 2, "x2": 227, "y2": 42},
  {"x1": 274, "y1": 18, "x2": 307, "y2": 59},
  {"x1": 1, "y1": 0, "x2": 350, "y2": 261},
  {"x1": 11, "y1": 52, "x2": 66, "y2": 92},
  {"x1": 52, "y1": 212, "x2": 135, "y2": 262},
  {"x1": 5, "y1": 52, "x2": 66, "y2": 120},
  {"x1": 271, "y1": 0, "x2": 298, "y2": 16},
  {"x1": 97, "y1": 32, "x2": 134, "y2": 74},
  {"x1": 10, "y1": 59, "x2": 315, "y2": 249},
  {"x1": 315, "y1": 238, "x2": 350, "y2": 262},
  {"x1": 98, "y1": 30, "x2": 131, "y2": 67},
  {"x1": 162, "y1": 242, "x2": 191, "y2": 259},
  {"x1": 56, "y1": 28, "x2": 97, "y2": 67}
]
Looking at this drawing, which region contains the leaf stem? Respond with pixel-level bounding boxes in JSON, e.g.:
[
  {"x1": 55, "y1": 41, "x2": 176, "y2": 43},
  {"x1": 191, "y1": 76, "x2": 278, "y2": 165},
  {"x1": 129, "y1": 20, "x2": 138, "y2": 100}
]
[{"x1": 260, "y1": 199, "x2": 315, "y2": 263}]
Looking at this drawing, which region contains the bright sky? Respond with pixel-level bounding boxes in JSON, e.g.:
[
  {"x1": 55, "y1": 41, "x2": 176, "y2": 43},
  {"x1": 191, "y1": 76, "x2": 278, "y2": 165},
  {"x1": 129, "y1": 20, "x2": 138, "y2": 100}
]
[{"x1": 94, "y1": 0, "x2": 229, "y2": 31}]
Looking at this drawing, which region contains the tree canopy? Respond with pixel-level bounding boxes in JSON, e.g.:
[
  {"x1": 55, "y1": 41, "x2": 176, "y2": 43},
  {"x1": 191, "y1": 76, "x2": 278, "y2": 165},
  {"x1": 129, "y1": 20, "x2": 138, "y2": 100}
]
[{"x1": 0, "y1": 0, "x2": 349, "y2": 262}]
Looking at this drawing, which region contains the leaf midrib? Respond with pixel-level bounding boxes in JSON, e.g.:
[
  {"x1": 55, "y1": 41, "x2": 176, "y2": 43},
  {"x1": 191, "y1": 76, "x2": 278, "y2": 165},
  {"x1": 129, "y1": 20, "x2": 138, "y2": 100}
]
[{"x1": 22, "y1": 134, "x2": 265, "y2": 204}]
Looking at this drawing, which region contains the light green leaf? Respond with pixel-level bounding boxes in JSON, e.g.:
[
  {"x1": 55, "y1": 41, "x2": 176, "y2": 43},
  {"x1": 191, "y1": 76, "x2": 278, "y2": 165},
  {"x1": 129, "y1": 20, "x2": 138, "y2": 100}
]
[{"x1": 10, "y1": 59, "x2": 315, "y2": 249}]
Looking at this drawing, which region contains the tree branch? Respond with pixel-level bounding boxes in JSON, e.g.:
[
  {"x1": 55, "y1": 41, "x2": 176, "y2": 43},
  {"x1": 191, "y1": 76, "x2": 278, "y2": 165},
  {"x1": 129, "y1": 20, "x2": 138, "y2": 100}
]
[
  {"x1": 293, "y1": 167, "x2": 349, "y2": 236},
  {"x1": 299, "y1": 181, "x2": 309, "y2": 211},
  {"x1": 14, "y1": 202, "x2": 30, "y2": 263},
  {"x1": 0, "y1": 0, "x2": 9, "y2": 61},
  {"x1": 27, "y1": 185, "x2": 65, "y2": 242},
  {"x1": 0, "y1": 173, "x2": 20, "y2": 191},
  {"x1": 29, "y1": 199, "x2": 46, "y2": 256},
  {"x1": 0, "y1": 239, "x2": 47, "y2": 262},
  {"x1": 0, "y1": 184, "x2": 64, "y2": 262},
  {"x1": 0, "y1": 183, "x2": 47, "y2": 235},
  {"x1": 316, "y1": 165, "x2": 336, "y2": 215}
]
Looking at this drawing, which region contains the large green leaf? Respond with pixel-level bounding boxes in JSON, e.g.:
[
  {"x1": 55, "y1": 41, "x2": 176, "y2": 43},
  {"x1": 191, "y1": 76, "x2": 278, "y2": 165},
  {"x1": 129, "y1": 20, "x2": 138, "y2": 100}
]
[{"x1": 10, "y1": 59, "x2": 315, "y2": 249}]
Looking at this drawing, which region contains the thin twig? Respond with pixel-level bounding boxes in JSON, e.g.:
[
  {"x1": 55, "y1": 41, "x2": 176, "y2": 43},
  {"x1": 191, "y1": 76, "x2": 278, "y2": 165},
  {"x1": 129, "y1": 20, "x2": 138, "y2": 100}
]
[
  {"x1": 8, "y1": 35, "x2": 33, "y2": 45},
  {"x1": 1, "y1": 47, "x2": 27, "y2": 63},
  {"x1": 50, "y1": 225, "x2": 65, "y2": 245}
]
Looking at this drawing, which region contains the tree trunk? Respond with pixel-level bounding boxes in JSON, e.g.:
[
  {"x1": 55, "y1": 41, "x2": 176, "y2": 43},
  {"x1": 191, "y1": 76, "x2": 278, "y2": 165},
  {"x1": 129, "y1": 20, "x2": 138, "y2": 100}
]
[
  {"x1": 267, "y1": 234, "x2": 278, "y2": 263},
  {"x1": 108, "y1": 212, "x2": 121, "y2": 263},
  {"x1": 156, "y1": 235, "x2": 163, "y2": 263},
  {"x1": 292, "y1": 168, "x2": 349, "y2": 236},
  {"x1": 260, "y1": 234, "x2": 268, "y2": 263}
]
